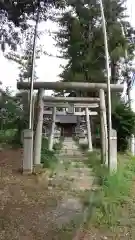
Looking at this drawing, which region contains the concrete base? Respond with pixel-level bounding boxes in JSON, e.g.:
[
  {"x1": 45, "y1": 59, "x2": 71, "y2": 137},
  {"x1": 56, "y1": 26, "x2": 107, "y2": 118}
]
[
  {"x1": 22, "y1": 169, "x2": 34, "y2": 176},
  {"x1": 33, "y1": 164, "x2": 43, "y2": 174}
]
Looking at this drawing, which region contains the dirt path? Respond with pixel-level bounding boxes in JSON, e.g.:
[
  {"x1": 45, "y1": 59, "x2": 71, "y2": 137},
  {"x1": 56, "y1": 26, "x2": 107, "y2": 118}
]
[
  {"x1": 0, "y1": 143, "x2": 96, "y2": 240},
  {"x1": 1, "y1": 145, "x2": 134, "y2": 239},
  {"x1": 0, "y1": 148, "x2": 65, "y2": 239}
]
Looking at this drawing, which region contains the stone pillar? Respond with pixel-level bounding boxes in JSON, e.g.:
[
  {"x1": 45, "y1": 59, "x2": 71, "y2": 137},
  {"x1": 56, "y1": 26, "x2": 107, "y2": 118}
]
[
  {"x1": 85, "y1": 107, "x2": 93, "y2": 152},
  {"x1": 110, "y1": 129, "x2": 117, "y2": 172},
  {"x1": 23, "y1": 129, "x2": 33, "y2": 174},
  {"x1": 34, "y1": 89, "x2": 44, "y2": 169},
  {"x1": 99, "y1": 89, "x2": 108, "y2": 165},
  {"x1": 49, "y1": 107, "x2": 56, "y2": 151},
  {"x1": 68, "y1": 104, "x2": 74, "y2": 114}
]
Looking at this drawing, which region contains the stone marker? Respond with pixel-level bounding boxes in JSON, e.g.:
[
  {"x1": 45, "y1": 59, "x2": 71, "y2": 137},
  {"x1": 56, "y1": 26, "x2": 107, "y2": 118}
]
[
  {"x1": 110, "y1": 129, "x2": 117, "y2": 172},
  {"x1": 23, "y1": 129, "x2": 33, "y2": 174}
]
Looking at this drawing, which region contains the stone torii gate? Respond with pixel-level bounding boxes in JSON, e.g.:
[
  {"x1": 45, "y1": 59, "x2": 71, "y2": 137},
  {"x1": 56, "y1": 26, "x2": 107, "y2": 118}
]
[
  {"x1": 35, "y1": 95, "x2": 99, "y2": 169},
  {"x1": 43, "y1": 102, "x2": 99, "y2": 153},
  {"x1": 17, "y1": 81, "x2": 124, "y2": 174},
  {"x1": 43, "y1": 101, "x2": 99, "y2": 151}
]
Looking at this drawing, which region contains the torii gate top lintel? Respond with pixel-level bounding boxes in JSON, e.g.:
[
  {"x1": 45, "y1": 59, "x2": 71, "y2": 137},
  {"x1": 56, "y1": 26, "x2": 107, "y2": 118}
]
[
  {"x1": 17, "y1": 81, "x2": 124, "y2": 92},
  {"x1": 43, "y1": 96, "x2": 100, "y2": 103}
]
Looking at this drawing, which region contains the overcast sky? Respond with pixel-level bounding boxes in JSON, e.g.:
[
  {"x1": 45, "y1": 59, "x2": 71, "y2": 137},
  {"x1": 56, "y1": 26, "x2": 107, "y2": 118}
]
[{"x1": 0, "y1": 0, "x2": 135, "y2": 103}]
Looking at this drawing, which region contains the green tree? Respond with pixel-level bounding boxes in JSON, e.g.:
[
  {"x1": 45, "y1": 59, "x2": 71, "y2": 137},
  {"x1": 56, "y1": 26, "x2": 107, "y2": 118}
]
[
  {"x1": 0, "y1": 0, "x2": 65, "y2": 51},
  {"x1": 0, "y1": 87, "x2": 27, "y2": 145},
  {"x1": 0, "y1": 1, "x2": 64, "y2": 25},
  {"x1": 0, "y1": 12, "x2": 21, "y2": 51},
  {"x1": 55, "y1": 0, "x2": 135, "y2": 97},
  {"x1": 0, "y1": 88, "x2": 21, "y2": 129},
  {"x1": 112, "y1": 101, "x2": 135, "y2": 151}
]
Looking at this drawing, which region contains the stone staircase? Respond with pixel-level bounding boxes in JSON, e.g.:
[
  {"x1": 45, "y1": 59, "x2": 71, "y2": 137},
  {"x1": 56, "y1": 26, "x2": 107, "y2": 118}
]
[
  {"x1": 59, "y1": 137, "x2": 85, "y2": 157},
  {"x1": 44, "y1": 137, "x2": 98, "y2": 238}
]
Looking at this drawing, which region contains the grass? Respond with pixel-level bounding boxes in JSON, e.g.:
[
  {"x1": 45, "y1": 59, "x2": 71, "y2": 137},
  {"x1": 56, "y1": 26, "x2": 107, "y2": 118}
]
[
  {"x1": 53, "y1": 138, "x2": 63, "y2": 152},
  {"x1": 74, "y1": 136, "x2": 88, "y2": 152},
  {"x1": 85, "y1": 151, "x2": 135, "y2": 228},
  {"x1": 41, "y1": 137, "x2": 63, "y2": 170}
]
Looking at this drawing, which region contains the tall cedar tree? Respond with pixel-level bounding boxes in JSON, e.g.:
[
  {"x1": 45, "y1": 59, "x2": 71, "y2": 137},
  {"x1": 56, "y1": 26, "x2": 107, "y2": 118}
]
[{"x1": 55, "y1": 0, "x2": 135, "y2": 97}]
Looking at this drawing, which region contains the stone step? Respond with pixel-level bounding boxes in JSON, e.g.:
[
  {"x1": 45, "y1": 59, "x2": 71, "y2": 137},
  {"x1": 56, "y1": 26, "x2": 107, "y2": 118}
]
[
  {"x1": 60, "y1": 151, "x2": 81, "y2": 154},
  {"x1": 58, "y1": 158, "x2": 87, "y2": 161},
  {"x1": 60, "y1": 149, "x2": 81, "y2": 152},
  {"x1": 62, "y1": 144, "x2": 76, "y2": 146},
  {"x1": 57, "y1": 153, "x2": 84, "y2": 156},
  {"x1": 59, "y1": 157, "x2": 86, "y2": 159},
  {"x1": 62, "y1": 147, "x2": 78, "y2": 149},
  {"x1": 62, "y1": 150, "x2": 79, "y2": 152},
  {"x1": 62, "y1": 146, "x2": 78, "y2": 148},
  {"x1": 58, "y1": 155, "x2": 87, "y2": 158},
  {"x1": 60, "y1": 151, "x2": 82, "y2": 154},
  {"x1": 59, "y1": 154, "x2": 85, "y2": 157}
]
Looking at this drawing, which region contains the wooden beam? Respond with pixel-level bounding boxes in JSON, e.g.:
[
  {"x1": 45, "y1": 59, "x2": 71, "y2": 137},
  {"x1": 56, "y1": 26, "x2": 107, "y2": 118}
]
[{"x1": 17, "y1": 81, "x2": 124, "y2": 92}]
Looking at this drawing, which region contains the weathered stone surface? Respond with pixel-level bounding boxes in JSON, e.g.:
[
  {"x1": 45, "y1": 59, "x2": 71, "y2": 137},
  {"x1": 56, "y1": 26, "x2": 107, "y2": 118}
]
[
  {"x1": 40, "y1": 137, "x2": 98, "y2": 236},
  {"x1": 45, "y1": 197, "x2": 83, "y2": 227}
]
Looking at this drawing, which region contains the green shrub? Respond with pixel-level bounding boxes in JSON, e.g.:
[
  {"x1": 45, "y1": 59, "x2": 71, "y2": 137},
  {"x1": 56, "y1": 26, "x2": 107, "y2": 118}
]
[
  {"x1": 86, "y1": 151, "x2": 135, "y2": 227},
  {"x1": 41, "y1": 137, "x2": 58, "y2": 170},
  {"x1": 53, "y1": 138, "x2": 63, "y2": 152},
  {"x1": 79, "y1": 143, "x2": 88, "y2": 151},
  {"x1": 0, "y1": 116, "x2": 28, "y2": 147},
  {"x1": 112, "y1": 102, "x2": 135, "y2": 151},
  {"x1": 73, "y1": 135, "x2": 79, "y2": 142},
  {"x1": 0, "y1": 129, "x2": 17, "y2": 145},
  {"x1": 12, "y1": 117, "x2": 28, "y2": 146}
]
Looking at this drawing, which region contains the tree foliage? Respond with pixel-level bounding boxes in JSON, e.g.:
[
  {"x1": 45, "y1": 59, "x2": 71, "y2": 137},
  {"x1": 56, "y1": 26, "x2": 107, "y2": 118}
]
[
  {"x1": 0, "y1": 88, "x2": 21, "y2": 129},
  {"x1": 0, "y1": 0, "x2": 65, "y2": 51},
  {"x1": 0, "y1": 87, "x2": 27, "y2": 145},
  {"x1": 55, "y1": 0, "x2": 135, "y2": 94},
  {"x1": 6, "y1": 25, "x2": 44, "y2": 82},
  {"x1": 112, "y1": 102, "x2": 135, "y2": 151},
  {"x1": 0, "y1": 12, "x2": 21, "y2": 51},
  {"x1": 0, "y1": 0, "x2": 64, "y2": 26}
]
